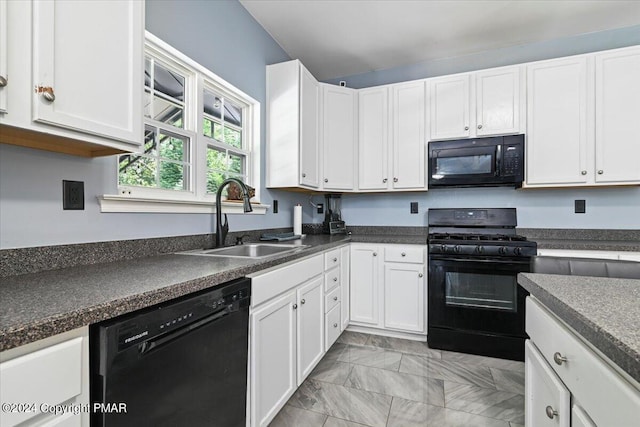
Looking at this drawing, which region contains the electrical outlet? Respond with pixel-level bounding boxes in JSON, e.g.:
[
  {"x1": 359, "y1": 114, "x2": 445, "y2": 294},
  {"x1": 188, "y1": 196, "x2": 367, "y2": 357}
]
[
  {"x1": 273, "y1": 200, "x2": 278, "y2": 213},
  {"x1": 410, "y1": 202, "x2": 419, "y2": 214},
  {"x1": 63, "y1": 180, "x2": 84, "y2": 210},
  {"x1": 317, "y1": 203, "x2": 324, "y2": 214},
  {"x1": 575, "y1": 199, "x2": 586, "y2": 214}
]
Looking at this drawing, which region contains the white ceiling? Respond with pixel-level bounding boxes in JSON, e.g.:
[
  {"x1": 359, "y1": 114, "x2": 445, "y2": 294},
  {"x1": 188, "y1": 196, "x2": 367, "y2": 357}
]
[{"x1": 239, "y1": 0, "x2": 640, "y2": 81}]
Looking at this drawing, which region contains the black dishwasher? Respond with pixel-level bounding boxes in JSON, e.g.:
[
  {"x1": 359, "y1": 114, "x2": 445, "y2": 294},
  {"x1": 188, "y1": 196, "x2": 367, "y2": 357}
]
[{"x1": 90, "y1": 277, "x2": 251, "y2": 427}]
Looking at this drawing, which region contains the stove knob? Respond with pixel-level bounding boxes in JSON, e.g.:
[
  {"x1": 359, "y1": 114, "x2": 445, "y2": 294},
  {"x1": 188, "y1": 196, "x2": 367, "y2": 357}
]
[
  {"x1": 475, "y1": 245, "x2": 484, "y2": 254},
  {"x1": 514, "y1": 247, "x2": 522, "y2": 256},
  {"x1": 441, "y1": 244, "x2": 447, "y2": 253},
  {"x1": 498, "y1": 246, "x2": 508, "y2": 255},
  {"x1": 454, "y1": 245, "x2": 461, "y2": 253}
]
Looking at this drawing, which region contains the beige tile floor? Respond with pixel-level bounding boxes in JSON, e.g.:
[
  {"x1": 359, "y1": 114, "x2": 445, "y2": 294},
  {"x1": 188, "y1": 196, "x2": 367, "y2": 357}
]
[{"x1": 270, "y1": 331, "x2": 525, "y2": 427}]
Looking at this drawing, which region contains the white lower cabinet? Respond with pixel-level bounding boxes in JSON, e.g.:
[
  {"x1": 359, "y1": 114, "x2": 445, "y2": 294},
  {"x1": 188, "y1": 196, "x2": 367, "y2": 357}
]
[
  {"x1": 0, "y1": 327, "x2": 89, "y2": 427},
  {"x1": 526, "y1": 297, "x2": 640, "y2": 427},
  {"x1": 525, "y1": 340, "x2": 570, "y2": 427},
  {"x1": 350, "y1": 243, "x2": 426, "y2": 335},
  {"x1": 296, "y1": 277, "x2": 325, "y2": 383},
  {"x1": 340, "y1": 245, "x2": 350, "y2": 330},
  {"x1": 571, "y1": 404, "x2": 596, "y2": 427}
]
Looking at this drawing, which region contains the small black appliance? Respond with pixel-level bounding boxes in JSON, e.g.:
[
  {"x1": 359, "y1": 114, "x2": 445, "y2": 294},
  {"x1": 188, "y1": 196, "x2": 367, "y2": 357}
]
[{"x1": 323, "y1": 194, "x2": 346, "y2": 235}]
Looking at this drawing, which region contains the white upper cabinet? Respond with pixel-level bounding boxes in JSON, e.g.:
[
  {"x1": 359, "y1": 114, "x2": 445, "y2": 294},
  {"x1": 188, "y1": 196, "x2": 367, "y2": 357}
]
[
  {"x1": 358, "y1": 86, "x2": 389, "y2": 190},
  {"x1": 0, "y1": 0, "x2": 7, "y2": 114},
  {"x1": 526, "y1": 57, "x2": 589, "y2": 186},
  {"x1": 475, "y1": 67, "x2": 522, "y2": 136},
  {"x1": 594, "y1": 46, "x2": 640, "y2": 185},
  {"x1": 0, "y1": 0, "x2": 144, "y2": 156},
  {"x1": 429, "y1": 74, "x2": 470, "y2": 140},
  {"x1": 392, "y1": 81, "x2": 427, "y2": 190},
  {"x1": 266, "y1": 60, "x2": 320, "y2": 189},
  {"x1": 322, "y1": 84, "x2": 356, "y2": 190}
]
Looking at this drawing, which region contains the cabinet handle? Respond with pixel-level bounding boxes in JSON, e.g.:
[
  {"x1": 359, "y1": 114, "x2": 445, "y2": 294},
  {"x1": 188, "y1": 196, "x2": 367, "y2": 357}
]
[
  {"x1": 581, "y1": 170, "x2": 587, "y2": 175},
  {"x1": 477, "y1": 124, "x2": 483, "y2": 129},
  {"x1": 464, "y1": 126, "x2": 469, "y2": 131},
  {"x1": 301, "y1": 299, "x2": 306, "y2": 305},
  {"x1": 40, "y1": 87, "x2": 56, "y2": 102},
  {"x1": 383, "y1": 178, "x2": 388, "y2": 183},
  {"x1": 393, "y1": 177, "x2": 398, "y2": 183},
  {"x1": 333, "y1": 296, "x2": 338, "y2": 301},
  {"x1": 302, "y1": 173, "x2": 306, "y2": 178},
  {"x1": 401, "y1": 252, "x2": 406, "y2": 257},
  {"x1": 324, "y1": 178, "x2": 328, "y2": 183},
  {"x1": 418, "y1": 273, "x2": 423, "y2": 278},
  {"x1": 292, "y1": 303, "x2": 298, "y2": 309},
  {"x1": 333, "y1": 257, "x2": 338, "y2": 262},
  {"x1": 545, "y1": 405, "x2": 558, "y2": 419},
  {"x1": 553, "y1": 352, "x2": 567, "y2": 365},
  {"x1": 0, "y1": 76, "x2": 7, "y2": 88},
  {"x1": 333, "y1": 277, "x2": 338, "y2": 282},
  {"x1": 333, "y1": 323, "x2": 338, "y2": 328},
  {"x1": 597, "y1": 170, "x2": 604, "y2": 175},
  {"x1": 373, "y1": 252, "x2": 377, "y2": 257}
]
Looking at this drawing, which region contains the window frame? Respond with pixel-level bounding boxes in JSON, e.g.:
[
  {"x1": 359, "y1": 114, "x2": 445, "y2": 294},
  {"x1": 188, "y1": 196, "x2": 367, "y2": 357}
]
[{"x1": 101, "y1": 31, "x2": 264, "y2": 214}]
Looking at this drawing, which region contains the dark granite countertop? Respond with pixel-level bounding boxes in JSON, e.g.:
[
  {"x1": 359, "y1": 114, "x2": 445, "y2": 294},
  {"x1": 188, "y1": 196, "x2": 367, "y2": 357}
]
[
  {"x1": 533, "y1": 239, "x2": 640, "y2": 252},
  {"x1": 518, "y1": 272, "x2": 640, "y2": 384},
  {"x1": 0, "y1": 233, "x2": 429, "y2": 352}
]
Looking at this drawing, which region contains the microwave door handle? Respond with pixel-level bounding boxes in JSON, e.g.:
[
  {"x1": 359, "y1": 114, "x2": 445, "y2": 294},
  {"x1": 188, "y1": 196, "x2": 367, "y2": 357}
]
[{"x1": 495, "y1": 145, "x2": 502, "y2": 176}]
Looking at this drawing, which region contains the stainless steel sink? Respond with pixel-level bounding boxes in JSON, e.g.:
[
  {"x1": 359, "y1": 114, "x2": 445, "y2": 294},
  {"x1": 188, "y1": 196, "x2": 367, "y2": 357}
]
[{"x1": 180, "y1": 243, "x2": 309, "y2": 259}]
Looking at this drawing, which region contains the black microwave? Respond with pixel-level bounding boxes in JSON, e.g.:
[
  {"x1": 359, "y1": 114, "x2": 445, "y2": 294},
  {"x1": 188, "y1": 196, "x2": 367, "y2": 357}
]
[{"x1": 428, "y1": 134, "x2": 524, "y2": 188}]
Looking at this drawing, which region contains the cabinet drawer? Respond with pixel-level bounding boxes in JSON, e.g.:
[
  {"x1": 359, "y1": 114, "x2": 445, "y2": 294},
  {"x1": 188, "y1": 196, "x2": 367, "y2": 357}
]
[
  {"x1": 384, "y1": 245, "x2": 424, "y2": 263},
  {"x1": 251, "y1": 254, "x2": 323, "y2": 306},
  {"x1": 325, "y1": 304, "x2": 342, "y2": 349},
  {"x1": 324, "y1": 269, "x2": 340, "y2": 292},
  {"x1": 324, "y1": 248, "x2": 342, "y2": 270},
  {"x1": 0, "y1": 337, "x2": 83, "y2": 426},
  {"x1": 325, "y1": 286, "x2": 340, "y2": 313},
  {"x1": 526, "y1": 298, "x2": 640, "y2": 426}
]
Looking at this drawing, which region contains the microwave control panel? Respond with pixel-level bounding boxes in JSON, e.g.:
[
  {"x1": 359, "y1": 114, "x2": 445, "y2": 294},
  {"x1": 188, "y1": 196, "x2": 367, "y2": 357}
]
[{"x1": 502, "y1": 144, "x2": 522, "y2": 176}]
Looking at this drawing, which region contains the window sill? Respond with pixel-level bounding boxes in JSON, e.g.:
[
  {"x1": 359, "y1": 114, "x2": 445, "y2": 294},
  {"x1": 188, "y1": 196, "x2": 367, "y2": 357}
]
[{"x1": 98, "y1": 195, "x2": 269, "y2": 214}]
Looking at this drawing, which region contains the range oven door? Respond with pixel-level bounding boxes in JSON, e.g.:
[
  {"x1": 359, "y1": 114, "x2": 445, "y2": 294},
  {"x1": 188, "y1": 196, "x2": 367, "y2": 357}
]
[{"x1": 428, "y1": 255, "x2": 529, "y2": 338}]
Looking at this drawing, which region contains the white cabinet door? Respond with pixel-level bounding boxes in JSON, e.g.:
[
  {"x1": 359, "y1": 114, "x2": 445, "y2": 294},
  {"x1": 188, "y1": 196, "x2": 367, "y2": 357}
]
[
  {"x1": 299, "y1": 65, "x2": 320, "y2": 188},
  {"x1": 350, "y1": 245, "x2": 380, "y2": 325},
  {"x1": 571, "y1": 404, "x2": 596, "y2": 427},
  {"x1": 475, "y1": 67, "x2": 521, "y2": 136},
  {"x1": 594, "y1": 47, "x2": 640, "y2": 184},
  {"x1": 31, "y1": 0, "x2": 143, "y2": 145},
  {"x1": 429, "y1": 74, "x2": 470, "y2": 140},
  {"x1": 323, "y1": 85, "x2": 356, "y2": 190},
  {"x1": 250, "y1": 291, "x2": 297, "y2": 427},
  {"x1": 296, "y1": 277, "x2": 324, "y2": 385},
  {"x1": 392, "y1": 81, "x2": 426, "y2": 189},
  {"x1": 525, "y1": 341, "x2": 570, "y2": 427},
  {"x1": 383, "y1": 262, "x2": 425, "y2": 332},
  {"x1": 340, "y1": 246, "x2": 350, "y2": 331},
  {"x1": 0, "y1": 0, "x2": 7, "y2": 114},
  {"x1": 358, "y1": 86, "x2": 390, "y2": 190},
  {"x1": 526, "y1": 57, "x2": 589, "y2": 186}
]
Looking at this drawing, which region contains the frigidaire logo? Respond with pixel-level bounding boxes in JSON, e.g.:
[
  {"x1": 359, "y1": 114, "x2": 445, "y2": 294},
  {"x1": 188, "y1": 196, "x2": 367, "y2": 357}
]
[{"x1": 124, "y1": 331, "x2": 148, "y2": 344}]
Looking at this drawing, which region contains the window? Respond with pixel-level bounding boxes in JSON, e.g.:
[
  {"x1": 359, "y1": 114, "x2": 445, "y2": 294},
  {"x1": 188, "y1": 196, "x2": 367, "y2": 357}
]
[{"x1": 103, "y1": 32, "x2": 263, "y2": 214}]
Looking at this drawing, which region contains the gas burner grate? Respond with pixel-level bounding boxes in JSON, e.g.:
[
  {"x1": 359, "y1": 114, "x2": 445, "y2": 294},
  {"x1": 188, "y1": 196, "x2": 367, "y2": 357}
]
[{"x1": 428, "y1": 233, "x2": 529, "y2": 242}]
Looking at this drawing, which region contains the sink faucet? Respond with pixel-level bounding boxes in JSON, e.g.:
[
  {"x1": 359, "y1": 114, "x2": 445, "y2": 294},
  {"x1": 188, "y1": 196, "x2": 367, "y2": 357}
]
[{"x1": 216, "y1": 178, "x2": 253, "y2": 247}]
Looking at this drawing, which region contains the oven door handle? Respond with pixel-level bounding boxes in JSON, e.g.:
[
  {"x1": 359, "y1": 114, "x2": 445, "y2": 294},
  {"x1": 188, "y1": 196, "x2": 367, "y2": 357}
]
[
  {"x1": 429, "y1": 256, "x2": 529, "y2": 265},
  {"x1": 138, "y1": 306, "x2": 232, "y2": 356}
]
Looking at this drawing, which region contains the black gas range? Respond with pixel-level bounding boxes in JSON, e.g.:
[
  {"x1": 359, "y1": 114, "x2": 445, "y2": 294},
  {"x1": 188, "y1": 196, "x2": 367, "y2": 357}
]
[{"x1": 427, "y1": 208, "x2": 537, "y2": 361}]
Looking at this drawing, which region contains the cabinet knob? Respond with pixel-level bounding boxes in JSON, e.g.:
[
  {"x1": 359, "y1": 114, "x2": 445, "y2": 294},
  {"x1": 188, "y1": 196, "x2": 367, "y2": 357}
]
[
  {"x1": 553, "y1": 352, "x2": 567, "y2": 365},
  {"x1": 0, "y1": 75, "x2": 7, "y2": 88},
  {"x1": 41, "y1": 87, "x2": 56, "y2": 102},
  {"x1": 418, "y1": 273, "x2": 423, "y2": 278},
  {"x1": 597, "y1": 170, "x2": 604, "y2": 175},
  {"x1": 464, "y1": 126, "x2": 469, "y2": 131},
  {"x1": 373, "y1": 252, "x2": 377, "y2": 257},
  {"x1": 333, "y1": 323, "x2": 338, "y2": 328},
  {"x1": 333, "y1": 296, "x2": 338, "y2": 301},
  {"x1": 302, "y1": 173, "x2": 306, "y2": 178},
  {"x1": 581, "y1": 170, "x2": 587, "y2": 175},
  {"x1": 301, "y1": 299, "x2": 306, "y2": 305},
  {"x1": 393, "y1": 177, "x2": 398, "y2": 183},
  {"x1": 401, "y1": 252, "x2": 406, "y2": 257},
  {"x1": 383, "y1": 178, "x2": 388, "y2": 183},
  {"x1": 545, "y1": 405, "x2": 558, "y2": 419},
  {"x1": 333, "y1": 277, "x2": 338, "y2": 282},
  {"x1": 477, "y1": 124, "x2": 483, "y2": 129},
  {"x1": 324, "y1": 178, "x2": 328, "y2": 183},
  {"x1": 333, "y1": 257, "x2": 338, "y2": 262},
  {"x1": 293, "y1": 303, "x2": 298, "y2": 310}
]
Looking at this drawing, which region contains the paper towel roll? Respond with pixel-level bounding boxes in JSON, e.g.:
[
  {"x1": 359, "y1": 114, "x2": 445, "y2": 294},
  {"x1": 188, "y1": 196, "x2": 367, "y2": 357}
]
[{"x1": 293, "y1": 204, "x2": 302, "y2": 236}]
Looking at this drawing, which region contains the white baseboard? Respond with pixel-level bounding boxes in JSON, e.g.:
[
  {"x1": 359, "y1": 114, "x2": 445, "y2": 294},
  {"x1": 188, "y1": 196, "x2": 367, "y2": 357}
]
[{"x1": 346, "y1": 324, "x2": 427, "y2": 342}]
